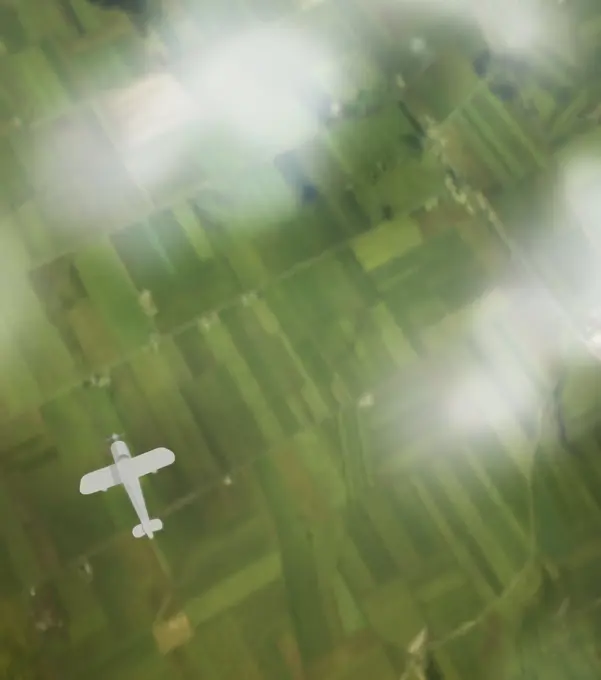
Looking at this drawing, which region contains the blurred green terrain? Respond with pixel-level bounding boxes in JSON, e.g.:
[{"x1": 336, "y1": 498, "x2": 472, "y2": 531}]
[{"x1": 1, "y1": 0, "x2": 601, "y2": 678}]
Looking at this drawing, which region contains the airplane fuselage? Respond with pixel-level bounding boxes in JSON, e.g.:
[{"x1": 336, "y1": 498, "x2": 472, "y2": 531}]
[
  {"x1": 80, "y1": 436, "x2": 173, "y2": 540},
  {"x1": 110, "y1": 441, "x2": 154, "y2": 538}
]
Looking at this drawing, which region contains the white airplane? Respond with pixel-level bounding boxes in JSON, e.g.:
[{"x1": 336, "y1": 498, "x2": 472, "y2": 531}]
[{"x1": 79, "y1": 435, "x2": 175, "y2": 539}]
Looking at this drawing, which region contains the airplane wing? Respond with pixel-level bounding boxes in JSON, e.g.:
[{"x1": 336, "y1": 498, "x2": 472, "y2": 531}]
[
  {"x1": 130, "y1": 448, "x2": 175, "y2": 478},
  {"x1": 79, "y1": 464, "x2": 120, "y2": 495}
]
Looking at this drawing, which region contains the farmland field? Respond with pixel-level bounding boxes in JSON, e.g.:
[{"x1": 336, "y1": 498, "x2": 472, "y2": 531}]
[{"x1": 2, "y1": 0, "x2": 601, "y2": 677}]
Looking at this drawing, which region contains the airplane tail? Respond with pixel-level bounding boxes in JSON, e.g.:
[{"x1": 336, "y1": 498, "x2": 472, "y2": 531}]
[{"x1": 132, "y1": 518, "x2": 163, "y2": 539}]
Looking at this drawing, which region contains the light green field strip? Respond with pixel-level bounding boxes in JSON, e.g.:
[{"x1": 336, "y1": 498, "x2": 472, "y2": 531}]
[
  {"x1": 0, "y1": 481, "x2": 41, "y2": 587},
  {"x1": 0, "y1": 5, "x2": 26, "y2": 53},
  {"x1": 8, "y1": 310, "x2": 73, "y2": 404},
  {"x1": 338, "y1": 407, "x2": 372, "y2": 499},
  {"x1": 472, "y1": 320, "x2": 545, "y2": 418},
  {"x1": 219, "y1": 172, "x2": 290, "y2": 287},
  {"x1": 16, "y1": 0, "x2": 76, "y2": 43},
  {"x1": 417, "y1": 291, "x2": 490, "y2": 352},
  {"x1": 356, "y1": 649, "x2": 400, "y2": 680},
  {"x1": 0, "y1": 316, "x2": 40, "y2": 417},
  {"x1": 450, "y1": 325, "x2": 538, "y2": 478},
  {"x1": 248, "y1": 299, "x2": 331, "y2": 422},
  {"x1": 539, "y1": 424, "x2": 601, "y2": 519},
  {"x1": 558, "y1": 438, "x2": 601, "y2": 527},
  {"x1": 479, "y1": 89, "x2": 549, "y2": 167},
  {"x1": 66, "y1": 300, "x2": 122, "y2": 369},
  {"x1": 285, "y1": 392, "x2": 318, "y2": 433},
  {"x1": 114, "y1": 651, "x2": 172, "y2": 680},
  {"x1": 293, "y1": 136, "x2": 350, "y2": 205},
  {"x1": 220, "y1": 307, "x2": 303, "y2": 437},
  {"x1": 13, "y1": 200, "x2": 57, "y2": 264},
  {"x1": 409, "y1": 478, "x2": 498, "y2": 603},
  {"x1": 77, "y1": 383, "x2": 124, "y2": 440},
  {"x1": 455, "y1": 217, "x2": 508, "y2": 276},
  {"x1": 228, "y1": 161, "x2": 299, "y2": 227},
  {"x1": 56, "y1": 568, "x2": 108, "y2": 644},
  {"x1": 361, "y1": 492, "x2": 422, "y2": 574},
  {"x1": 352, "y1": 216, "x2": 423, "y2": 272},
  {"x1": 492, "y1": 316, "x2": 556, "y2": 391},
  {"x1": 107, "y1": 367, "x2": 168, "y2": 510},
  {"x1": 414, "y1": 567, "x2": 467, "y2": 607},
  {"x1": 292, "y1": 427, "x2": 348, "y2": 511},
  {"x1": 370, "y1": 158, "x2": 445, "y2": 219},
  {"x1": 560, "y1": 362, "x2": 601, "y2": 427},
  {"x1": 72, "y1": 39, "x2": 137, "y2": 93},
  {"x1": 202, "y1": 320, "x2": 285, "y2": 445},
  {"x1": 40, "y1": 391, "x2": 105, "y2": 489},
  {"x1": 69, "y1": 0, "x2": 116, "y2": 33},
  {"x1": 178, "y1": 515, "x2": 271, "y2": 588},
  {"x1": 182, "y1": 355, "x2": 262, "y2": 464},
  {"x1": 460, "y1": 446, "x2": 530, "y2": 548},
  {"x1": 352, "y1": 307, "x2": 410, "y2": 386},
  {"x1": 309, "y1": 520, "x2": 349, "y2": 642},
  {"x1": 327, "y1": 110, "x2": 399, "y2": 179},
  {"x1": 415, "y1": 48, "x2": 482, "y2": 120},
  {"x1": 332, "y1": 571, "x2": 366, "y2": 636},
  {"x1": 74, "y1": 237, "x2": 155, "y2": 352},
  {"x1": 337, "y1": 529, "x2": 377, "y2": 597},
  {"x1": 454, "y1": 115, "x2": 513, "y2": 186},
  {"x1": 0, "y1": 211, "x2": 31, "y2": 274},
  {"x1": 420, "y1": 577, "x2": 484, "y2": 651},
  {"x1": 428, "y1": 459, "x2": 520, "y2": 588},
  {"x1": 154, "y1": 334, "x2": 194, "y2": 386},
  {"x1": 220, "y1": 231, "x2": 271, "y2": 291},
  {"x1": 463, "y1": 102, "x2": 524, "y2": 179},
  {"x1": 369, "y1": 430, "x2": 442, "y2": 481},
  {"x1": 430, "y1": 647, "x2": 464, "y2": 680},
  {"x1": 362, "y1": 576, "x2": 426, "y2": 647},
  {"x1": 9, "y1": 46, "x2": 71, "y2": 120},
  {"x1": 258, "y1": 451, "x2": 336, "y2": 662},
  {"x1": 16, "y1": 279, "x2": 78, "y2": 391},
  {"x1": 189, "y1": 614, "x2": 264, "y2": 680},
  {"x1": 171, "y1": 200, "x2": 215, "y2": 261},
  {"x1": 186, "y1": 552, "x2": 282, "y2": 627},
  {"x1": 128, "y1": 346, "x2": 218, "y2": 480},
  {"x1": 550, "y1": 91, "x2": 589, "y2": 140}
]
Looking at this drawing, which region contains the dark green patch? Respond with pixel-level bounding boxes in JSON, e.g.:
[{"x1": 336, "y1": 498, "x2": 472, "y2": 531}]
[
  {"x1": 255, "y1": 455, "x2": 333, "y2": 663},
  {"x1": 223, "y1": 307, "x2": 304, "y2": 435},
  {"x1": 172, "y1": 325, "x2": 217, "y2": 378},
  {"x1": 344, "y1": 504, "x2": 398, "y2": 583},
  {"x1": 0, "y1": 537, "x2": 21, "y2": 595},
  {"x1": 0, "y1": 6, "x2": 27, "y2": 53}
]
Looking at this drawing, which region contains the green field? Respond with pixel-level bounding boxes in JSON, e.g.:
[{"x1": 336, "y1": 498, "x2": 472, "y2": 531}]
[{"x1": 2, "y1": 0, "x2": 601, "y2": 677}]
